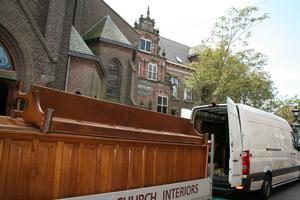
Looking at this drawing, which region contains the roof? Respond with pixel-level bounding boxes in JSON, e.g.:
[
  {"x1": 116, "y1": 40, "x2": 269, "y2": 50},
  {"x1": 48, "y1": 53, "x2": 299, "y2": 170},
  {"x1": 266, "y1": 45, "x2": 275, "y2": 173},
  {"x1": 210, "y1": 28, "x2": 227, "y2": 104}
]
[
  {"x1": 159, "y1": 36, "x2": 191, "y2": 64},
  {"x1": 189, "y1": 44, "x2": 205, "y2": 57},
  {"x1": 82, "y1": 15, "x2": 132, "y2": 47},
  {"x1": 69, "y1": 26, "x2": 94, "y2": 56}
]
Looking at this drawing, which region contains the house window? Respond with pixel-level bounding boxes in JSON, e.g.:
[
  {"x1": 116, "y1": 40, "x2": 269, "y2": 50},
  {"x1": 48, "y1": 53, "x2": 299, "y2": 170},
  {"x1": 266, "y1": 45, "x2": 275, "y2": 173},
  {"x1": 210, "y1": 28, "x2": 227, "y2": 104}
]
[
  {"x1": 0, "y1": 42, "x2": 12, "y2": 70},
  {"x1": 147, "y1": 63, "x2": 157, "y2": 80},
  {"x1": 106, "y1": 59, "x2": 121, "y2": 99},
  {"x1": 157, "y1": 96, "x2": 168, "y2": 114},
  {"x1": 170, "y1": 76, "x2": 179, "y2": 99},
  {"x1": 171, "y1": 108, "x2": 179, "y2": 116},
  {"x1": 139, "y1": 38, "x2": 152, "y2": 53},
  {"x1": 184, "y1": 88, "x2": 192, "y2": 102}
]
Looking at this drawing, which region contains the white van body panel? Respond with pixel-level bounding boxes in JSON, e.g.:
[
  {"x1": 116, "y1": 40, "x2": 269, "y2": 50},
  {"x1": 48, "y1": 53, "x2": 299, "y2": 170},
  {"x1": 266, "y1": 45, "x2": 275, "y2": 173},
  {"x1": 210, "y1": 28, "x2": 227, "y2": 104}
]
[
  {"x1": 227, "y1": 97, "x2": 243, "y2": 187},
  {"x1": 191, "y1": 98, "x2": 300, "y2": 194},
  {"x1": 237, "y1": 103, "x2": 299, "y2": 190}
]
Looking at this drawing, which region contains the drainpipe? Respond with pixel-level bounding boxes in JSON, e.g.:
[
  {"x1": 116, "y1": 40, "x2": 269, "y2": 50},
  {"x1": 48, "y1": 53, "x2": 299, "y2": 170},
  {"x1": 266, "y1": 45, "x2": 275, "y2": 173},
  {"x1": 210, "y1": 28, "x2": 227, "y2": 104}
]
[{"x1": 64, "y1": 56, "x2": 71, "y2": 91}]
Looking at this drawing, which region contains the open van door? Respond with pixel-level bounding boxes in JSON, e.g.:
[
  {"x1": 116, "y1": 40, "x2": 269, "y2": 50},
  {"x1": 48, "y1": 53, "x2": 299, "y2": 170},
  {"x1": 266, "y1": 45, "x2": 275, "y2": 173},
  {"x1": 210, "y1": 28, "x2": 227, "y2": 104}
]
[{"x1": 227, "y1": 97, "x2": 243, "y2": 187}]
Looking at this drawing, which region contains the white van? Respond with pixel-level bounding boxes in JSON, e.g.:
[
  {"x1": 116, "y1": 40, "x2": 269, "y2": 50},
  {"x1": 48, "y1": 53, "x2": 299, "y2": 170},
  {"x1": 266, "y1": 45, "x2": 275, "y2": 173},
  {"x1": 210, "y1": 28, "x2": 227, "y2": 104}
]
[{"x1": 191, "y1": 97, "x2": 300, "y2": 198}]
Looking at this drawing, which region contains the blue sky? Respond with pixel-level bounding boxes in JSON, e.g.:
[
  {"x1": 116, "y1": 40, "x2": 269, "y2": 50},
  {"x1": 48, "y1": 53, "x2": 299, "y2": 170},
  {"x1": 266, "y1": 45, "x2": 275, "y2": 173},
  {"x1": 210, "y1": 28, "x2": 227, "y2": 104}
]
[
  {"x1": 105, "y1": 0, "x2": 300, "y2": 98},
  {"x1": 250, "y1": 0, "x2": 300, "y2": 98}
]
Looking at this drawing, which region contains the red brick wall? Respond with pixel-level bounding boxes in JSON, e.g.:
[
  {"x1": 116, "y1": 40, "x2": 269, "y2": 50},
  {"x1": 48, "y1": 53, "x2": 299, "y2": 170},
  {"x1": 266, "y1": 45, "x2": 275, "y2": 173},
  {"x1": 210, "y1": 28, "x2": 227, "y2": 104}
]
[{"x1": 67, "y1": 57, "x2": 102, "y2": 98}]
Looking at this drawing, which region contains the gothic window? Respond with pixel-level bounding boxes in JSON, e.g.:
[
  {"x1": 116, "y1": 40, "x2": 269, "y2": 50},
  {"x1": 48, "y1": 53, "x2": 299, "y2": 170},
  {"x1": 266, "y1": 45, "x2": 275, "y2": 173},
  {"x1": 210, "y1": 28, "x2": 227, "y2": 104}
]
[
  {"x1": 157, "y1": 95, "x2": 168, "y2": 114},
  {"x1": 139, "y1": 38, "x2": 152, "y2": 53},
  {"x1": 0, "y1": 42, "x2": 12, "y2": 70},
  {"x1": 147, "y1": 63, "x2": 157, "y2": 80},
  {"x1": 170, "y1": 76, "x2": 179, "y2": 99},
  {"x1": 106, "y1": 59, "x2": 121, "y2": 99}
]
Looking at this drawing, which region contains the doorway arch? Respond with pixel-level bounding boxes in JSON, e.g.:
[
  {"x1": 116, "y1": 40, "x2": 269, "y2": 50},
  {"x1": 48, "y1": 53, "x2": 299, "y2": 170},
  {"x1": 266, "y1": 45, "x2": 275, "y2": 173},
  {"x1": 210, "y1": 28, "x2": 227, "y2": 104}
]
[{"x1": 0, "y1": 25, "x2": 24, "y2": 116}]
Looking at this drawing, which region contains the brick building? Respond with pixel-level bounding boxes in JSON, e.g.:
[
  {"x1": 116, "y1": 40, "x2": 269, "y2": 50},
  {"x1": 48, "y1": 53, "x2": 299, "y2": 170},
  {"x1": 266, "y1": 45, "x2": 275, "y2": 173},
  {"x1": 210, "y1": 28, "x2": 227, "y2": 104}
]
[
  {"x1": 0, "y1": 0, "x2": 139, "y2": 115},
  {"x1": 135, "y1": 8, "x2": 169, "y2": 113},
  {"x1": 73, "y1": 0, "x2": 140, "y2": 105},
  {"x1": 135, "y1": 8, "x2": 197, "y2": 116},
  {"x1": 0, "y1": 0, "x2": 199, "y2": 117},
  {"x1": 159, "y1": 37, "x2": 196, "y2": 116},
  {"x1": 0, "y1": 0, "x2": 78, "y2": 115}
]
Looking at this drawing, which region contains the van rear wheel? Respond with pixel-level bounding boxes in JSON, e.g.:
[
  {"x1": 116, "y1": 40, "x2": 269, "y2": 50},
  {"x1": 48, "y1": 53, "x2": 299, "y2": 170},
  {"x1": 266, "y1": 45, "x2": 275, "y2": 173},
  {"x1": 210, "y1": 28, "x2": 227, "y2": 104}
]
[{"x1": 260, "y1": 174, "x2": 272, "y2": 199}]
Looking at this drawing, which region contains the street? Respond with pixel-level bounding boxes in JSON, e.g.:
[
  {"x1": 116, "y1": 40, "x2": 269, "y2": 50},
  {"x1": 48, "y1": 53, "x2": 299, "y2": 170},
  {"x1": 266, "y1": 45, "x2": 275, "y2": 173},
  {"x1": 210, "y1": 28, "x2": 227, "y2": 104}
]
[{"x1": 214, "y1": 181, "x2": 300, "y2": 200}]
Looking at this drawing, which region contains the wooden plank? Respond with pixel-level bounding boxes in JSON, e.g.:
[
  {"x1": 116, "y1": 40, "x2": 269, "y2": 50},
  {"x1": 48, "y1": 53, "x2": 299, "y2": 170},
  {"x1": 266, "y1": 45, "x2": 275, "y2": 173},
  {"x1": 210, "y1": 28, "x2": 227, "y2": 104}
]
[
  {"x1": 57, "y1": 143, "x2": 74, "y2": 198},
  {"x1": 144, "y1": 147, "x2": 155, "y2": 187},
  {"x1": 52, "y1": 141, "x2": 63, "y2": 199},
  {"x1": 127, "y1": 146, "x2": 144, "y2": 189},
  {"x1": 112, "y1": 145, "x2": 130, "y2": 191},
  {"x1": 4, "y1": 140, "x2": 32, "y2": 199},
  {"x1": 0, "y1": 138, "x2": 10, "y2": 200},
  {"x1": 98, "y1": 144, "x2": 115, "y2": 193}
]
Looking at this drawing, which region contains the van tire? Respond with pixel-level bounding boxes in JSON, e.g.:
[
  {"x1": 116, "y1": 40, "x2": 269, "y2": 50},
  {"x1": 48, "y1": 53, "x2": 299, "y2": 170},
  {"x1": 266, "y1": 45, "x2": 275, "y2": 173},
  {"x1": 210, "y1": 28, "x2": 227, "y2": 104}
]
[{"x1": 260, "y1": 174, "x2": 272, "y2": 199}]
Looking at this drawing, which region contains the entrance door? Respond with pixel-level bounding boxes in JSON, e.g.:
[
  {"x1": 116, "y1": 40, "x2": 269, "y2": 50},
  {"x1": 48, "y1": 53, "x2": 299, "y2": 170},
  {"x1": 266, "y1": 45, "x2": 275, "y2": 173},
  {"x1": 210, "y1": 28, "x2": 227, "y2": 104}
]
[
  {"x1": 0, "y1": 82, "x2": 9, "y2": 115},
  {"x1": 0, "y1": 80, "x2": 20, "y2": 116}
]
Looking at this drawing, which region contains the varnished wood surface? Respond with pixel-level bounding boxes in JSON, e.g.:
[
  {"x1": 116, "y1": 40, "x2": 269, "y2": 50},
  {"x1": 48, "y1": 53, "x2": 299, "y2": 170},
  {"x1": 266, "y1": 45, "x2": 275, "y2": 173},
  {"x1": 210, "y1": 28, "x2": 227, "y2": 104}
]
[
  {"x1": 30, "y1": 85, "x2": 201, "y2": 137},
  {"x1": 0, "y1": 127, "x2": 208, "y2": 199},
  {"x1": 1, "y1": 85, "x2": 209, "y2": 199}
]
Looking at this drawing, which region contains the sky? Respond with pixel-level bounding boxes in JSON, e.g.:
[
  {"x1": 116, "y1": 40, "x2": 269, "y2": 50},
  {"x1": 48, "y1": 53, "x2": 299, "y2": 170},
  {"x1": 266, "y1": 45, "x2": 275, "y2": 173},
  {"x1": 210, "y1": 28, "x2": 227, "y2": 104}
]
[{"x1": 105, "y1": 0, "x2": 300, "y2": 98}]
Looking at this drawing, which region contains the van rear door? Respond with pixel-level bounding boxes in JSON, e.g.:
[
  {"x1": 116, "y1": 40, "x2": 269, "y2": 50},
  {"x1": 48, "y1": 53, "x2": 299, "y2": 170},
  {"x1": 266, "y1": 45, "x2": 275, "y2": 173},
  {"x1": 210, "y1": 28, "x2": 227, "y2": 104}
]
[{"x1": 227, "y1": 97, "x2": 243, "y2": 187}]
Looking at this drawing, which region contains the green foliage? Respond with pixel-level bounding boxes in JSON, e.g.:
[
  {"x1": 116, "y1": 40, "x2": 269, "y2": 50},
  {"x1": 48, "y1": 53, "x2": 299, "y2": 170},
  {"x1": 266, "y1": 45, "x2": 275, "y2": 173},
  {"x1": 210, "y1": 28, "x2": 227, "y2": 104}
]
[
  {"x1": 273, "y1": 96, "x2": 300, "y2": 124},
  {"x1": 187, "y1": 6, "x2": 275, "y2": 109}
]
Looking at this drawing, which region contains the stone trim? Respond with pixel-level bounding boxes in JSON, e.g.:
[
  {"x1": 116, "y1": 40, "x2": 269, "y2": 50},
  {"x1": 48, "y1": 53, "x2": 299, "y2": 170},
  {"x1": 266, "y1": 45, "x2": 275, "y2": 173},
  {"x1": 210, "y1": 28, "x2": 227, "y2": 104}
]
[{"x1": 17, "y1": 0, "x2": 58, "y2": 63}]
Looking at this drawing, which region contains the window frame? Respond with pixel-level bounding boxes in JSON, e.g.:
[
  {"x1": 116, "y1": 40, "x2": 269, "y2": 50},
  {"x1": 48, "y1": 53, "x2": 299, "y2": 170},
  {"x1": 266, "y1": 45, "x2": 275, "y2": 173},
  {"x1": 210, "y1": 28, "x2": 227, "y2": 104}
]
[
  {"x1": 183, "y1": 88, "x2": 192, "y2": 102},
  {"x1": 170, "y1": 75, "x2": 179, "y2": 99},
  {"x1": 106, "y1": 59, "x2": 121, "y2": 99},
  {"x1": 157, "y1": 95, "x2": 168, "y2": 114},
  {"x1": 139, "y1": 38, "x2": 152, "y2": 53},
  {"x1": 147, "y1": 63, "x2": 157, "y2": 81}
]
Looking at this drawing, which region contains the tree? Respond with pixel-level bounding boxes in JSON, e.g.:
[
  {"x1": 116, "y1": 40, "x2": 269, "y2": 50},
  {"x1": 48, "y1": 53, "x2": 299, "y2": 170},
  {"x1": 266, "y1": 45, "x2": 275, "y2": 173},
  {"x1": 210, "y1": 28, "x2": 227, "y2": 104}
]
[
  {"x1": 274, "y1": 96, "x2": 300, "y2": 124},
  {"x1": 187, "y1": 6, "x2": 276, "y2": 109}
]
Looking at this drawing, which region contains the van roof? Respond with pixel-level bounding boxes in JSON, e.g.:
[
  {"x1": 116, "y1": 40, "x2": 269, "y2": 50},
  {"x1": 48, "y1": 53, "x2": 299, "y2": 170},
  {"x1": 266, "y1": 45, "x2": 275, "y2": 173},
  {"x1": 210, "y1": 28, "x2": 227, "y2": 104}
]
[{"x1": 191, "y1": 103, "x2": 290, "y2": 129}]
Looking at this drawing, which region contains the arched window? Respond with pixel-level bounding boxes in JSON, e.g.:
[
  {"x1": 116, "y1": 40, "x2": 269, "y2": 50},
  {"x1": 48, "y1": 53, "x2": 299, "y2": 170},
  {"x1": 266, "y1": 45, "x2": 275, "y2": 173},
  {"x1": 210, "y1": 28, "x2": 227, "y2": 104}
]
[
  {"x1": 0, "y1": 42, "x2": 12, "y2": 70},
  {"x1": 106, "y1": 59, "x2": 121, "y2": 99}
]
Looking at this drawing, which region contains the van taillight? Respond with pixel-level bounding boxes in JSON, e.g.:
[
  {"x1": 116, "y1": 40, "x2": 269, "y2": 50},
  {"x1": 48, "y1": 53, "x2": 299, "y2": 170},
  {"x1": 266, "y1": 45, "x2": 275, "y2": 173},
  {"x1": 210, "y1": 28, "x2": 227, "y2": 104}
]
[{"x1": 242, "y1": 150, "x2": 250, "y2": 175}]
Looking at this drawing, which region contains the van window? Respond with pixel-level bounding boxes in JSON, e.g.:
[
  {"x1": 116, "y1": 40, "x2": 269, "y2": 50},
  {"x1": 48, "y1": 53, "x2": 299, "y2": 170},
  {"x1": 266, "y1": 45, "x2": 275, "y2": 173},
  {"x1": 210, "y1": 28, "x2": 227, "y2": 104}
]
[{"x1": 291, "y1": 131, "x2": 298, "y2": 150}]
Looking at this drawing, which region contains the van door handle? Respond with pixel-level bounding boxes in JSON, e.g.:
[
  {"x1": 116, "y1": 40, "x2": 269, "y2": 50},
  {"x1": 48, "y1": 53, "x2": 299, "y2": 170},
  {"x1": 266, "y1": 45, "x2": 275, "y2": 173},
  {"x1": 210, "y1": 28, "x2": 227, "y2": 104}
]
[{"x1": 233, "y1": 159, "x2": 238, "y2": 162}]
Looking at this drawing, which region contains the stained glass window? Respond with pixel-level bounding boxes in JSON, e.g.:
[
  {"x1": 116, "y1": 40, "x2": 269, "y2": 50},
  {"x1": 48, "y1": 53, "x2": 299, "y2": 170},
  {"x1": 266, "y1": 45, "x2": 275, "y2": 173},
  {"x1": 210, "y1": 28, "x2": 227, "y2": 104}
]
[
  {"x1": 0, "y1": 43, "x2": 12, "y2": 69},
  {"x1": 106, "y1": 59, "x2": 121, "y2": 99}
]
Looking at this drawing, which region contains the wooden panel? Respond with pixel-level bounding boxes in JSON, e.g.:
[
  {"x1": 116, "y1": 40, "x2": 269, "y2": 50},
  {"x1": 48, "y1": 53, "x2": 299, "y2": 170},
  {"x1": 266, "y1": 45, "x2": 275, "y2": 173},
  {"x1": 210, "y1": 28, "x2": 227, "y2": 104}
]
[
  {"x1": 97, "y1": 144, "x2": 115, "y2": 193},
  {"x1": 174, "y1": 147, "x2": 184, "y2": 182},
  {"x1": 4, "y1": 140, "x2": 32, "y2": 200},
  {"x1": 0, "y1": 139, "x2": 7, "y2": 199},
  {"x1": 31, "y1": 142, "x2": 58, "y2": 199},
  {"x1": 155, "y1": 148, "x2": 168, "y2": 185},
  {"x1": 183, "y1": 148, "x2": 193, "y2": 180},
  {"x1": 166, "y1": 148, "x2": 175, "y2": 183},
  {"x1": 127, "y1": 146, "x2": 144, "y2": 189},
  {"x1": 57, "y1": 143, "x2": 74, "y2": 198},
  {"x1": 76, "y1": 144, "x2": 98, "y2": 196},
  {"x1": 112, "y1": 145, "x2": 130, "y2": 191},
  {"x1": 144, "y1": 147, "x2": 156, "y2": 187},
  {"x1": 66, "y1": 143, "x2": 80, "y2": 197},
  {"x1": 0, "y1": 128, "x2": 208, "y2": 199}
]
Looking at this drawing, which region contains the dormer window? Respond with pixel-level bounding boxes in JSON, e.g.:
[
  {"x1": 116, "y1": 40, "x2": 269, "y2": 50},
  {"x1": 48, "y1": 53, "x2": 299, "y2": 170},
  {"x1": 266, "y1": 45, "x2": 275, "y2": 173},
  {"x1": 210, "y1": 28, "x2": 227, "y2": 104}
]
[
  {"x1": 175, "y1": 56, "x2": 183, "y2": 64},
  {"x1": 139, "y1": 38, "x2": 152, "y2": 53}
]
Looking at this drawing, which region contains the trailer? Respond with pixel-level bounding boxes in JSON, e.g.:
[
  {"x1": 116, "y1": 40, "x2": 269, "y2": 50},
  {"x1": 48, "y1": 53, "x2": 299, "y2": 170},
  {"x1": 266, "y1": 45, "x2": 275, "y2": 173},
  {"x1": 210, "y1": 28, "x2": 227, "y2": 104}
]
[{"x1": 0, "y1": 85, "x2": 211, "y2": 200}]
